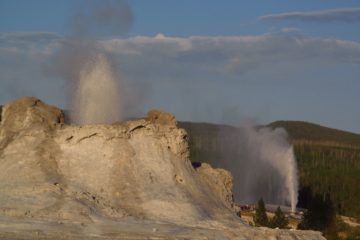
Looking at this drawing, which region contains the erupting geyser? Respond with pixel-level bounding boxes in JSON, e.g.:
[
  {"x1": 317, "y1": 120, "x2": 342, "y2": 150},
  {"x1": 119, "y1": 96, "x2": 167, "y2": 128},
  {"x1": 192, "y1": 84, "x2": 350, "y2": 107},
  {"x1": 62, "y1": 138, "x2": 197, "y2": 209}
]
[
  {"x1": 71, "y1": 53, "x2": 122, "y2": 124},
  {"x1": 49, "y1": 0, "x2": 132, "y2": 125},
  {"x1": 284, "y1": 146, "x2": 298, "y2": 213},
  {"x1": 222, "y1": 125, "x2": 299, "y2": 213},
  {"x1": 245, "y1": 126, "x2": 299, "y2": 213},
  {"x1": 286, "y1": 147, "x2": 298, "y2": 213}
]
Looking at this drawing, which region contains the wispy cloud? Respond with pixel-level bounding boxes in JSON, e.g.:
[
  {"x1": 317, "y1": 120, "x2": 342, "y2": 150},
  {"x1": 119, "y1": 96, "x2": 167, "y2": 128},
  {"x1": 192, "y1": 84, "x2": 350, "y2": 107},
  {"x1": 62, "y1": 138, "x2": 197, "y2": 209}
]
[
  {"x1": 259, "y1": 8, "x2": 360, "y2": 23},
  {"x1": 101, "y1": 33, "x2": 360, "y2": 79},
  {"x1": 1, "y1": 31, "x2": 360, "y2": 86},
  {"x1": 1, "y1": 31, "x2": 360, "y2": 126},
  {"x1": 0, "y1": 32, "x2": 60, "y2": 42},
  {"x1": 0, "y1": 32, "x2": 65, "y2": 105},
  {"x1": 280, "y1": 27, "x2": 302, "y2": 33},
  {"x1": 0, "y1": 32, "x2": 61, "y2": 55}
]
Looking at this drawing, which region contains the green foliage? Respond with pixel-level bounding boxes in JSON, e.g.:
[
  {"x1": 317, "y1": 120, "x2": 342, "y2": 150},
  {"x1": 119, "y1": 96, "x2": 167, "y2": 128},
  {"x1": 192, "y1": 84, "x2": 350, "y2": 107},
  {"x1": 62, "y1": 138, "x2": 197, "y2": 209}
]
[
  {"x1": 298, "y1": 193, "x2": 338, "y2": 239},
  {"x1": 178, "y1": 121, "x2": 236, "y2": 168},
  {"x1": 253, "y1": 198, "x2": 268, "y2": 227},
  {"x1": 269, "y1": 207, "x2": 288, "y2": 229},
  {"x1": 271, "y1": 121, "x2": 360, "y2": 221},
  {"x1": 295, "y1": 143, "x2": 360, "y2": 219},
  {"x1": 298, "y1": 193, "x2": 334, "y2": 231}
]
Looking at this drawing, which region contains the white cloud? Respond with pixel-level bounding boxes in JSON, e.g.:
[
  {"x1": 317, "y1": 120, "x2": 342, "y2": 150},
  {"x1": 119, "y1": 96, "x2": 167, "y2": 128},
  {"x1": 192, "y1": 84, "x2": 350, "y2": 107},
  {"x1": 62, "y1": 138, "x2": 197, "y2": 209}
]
[
  {"x1": 99, "y1": 33, "x2": 360, "y2": 80},
  {"x1": 1, "y1": 32, "x2": 360, "y2": 88},
  {"x1": 2, "y1": 31, "x2": 360, "y2": 83},
  {"x1": 259, "y1": 8, "x2": 360, "y2": 23},
  {"x1": 1, "y1": 32, "x2": 360, "y2": 126}
]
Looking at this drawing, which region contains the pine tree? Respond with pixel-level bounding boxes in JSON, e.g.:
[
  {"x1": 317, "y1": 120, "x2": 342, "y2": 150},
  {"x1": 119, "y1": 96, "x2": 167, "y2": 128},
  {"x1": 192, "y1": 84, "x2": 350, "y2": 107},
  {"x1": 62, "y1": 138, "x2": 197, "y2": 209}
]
[
  {"x1": 253, "y1": 198, "x2": 268, "y2": 227},
  {"x1": 298, "y1": 193, "x2": 338, "y2": 239},
  {"x1": 269, "y1": 206, "x2": 289, "y2": 229},
  {"x1": 298, "y1": 193, "x2": 335, "y2": 231}
]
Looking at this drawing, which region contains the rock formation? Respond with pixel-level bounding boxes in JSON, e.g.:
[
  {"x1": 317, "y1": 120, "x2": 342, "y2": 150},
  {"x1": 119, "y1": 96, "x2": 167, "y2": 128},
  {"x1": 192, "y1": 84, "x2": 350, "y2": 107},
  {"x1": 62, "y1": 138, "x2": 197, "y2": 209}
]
[{"x1": 0, "y1": 97, "x2": 325, "y2": 239}]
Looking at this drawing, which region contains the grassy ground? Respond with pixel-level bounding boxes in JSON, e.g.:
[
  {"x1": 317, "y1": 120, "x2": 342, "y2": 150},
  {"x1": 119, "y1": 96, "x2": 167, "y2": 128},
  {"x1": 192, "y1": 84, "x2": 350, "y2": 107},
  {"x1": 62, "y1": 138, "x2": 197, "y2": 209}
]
[
  {"x1": 240, "y1": 211, "x2": 360, "y2": 238},
  {"x1": 239, "y1": 211, "x2": 300, "y2": 229}
]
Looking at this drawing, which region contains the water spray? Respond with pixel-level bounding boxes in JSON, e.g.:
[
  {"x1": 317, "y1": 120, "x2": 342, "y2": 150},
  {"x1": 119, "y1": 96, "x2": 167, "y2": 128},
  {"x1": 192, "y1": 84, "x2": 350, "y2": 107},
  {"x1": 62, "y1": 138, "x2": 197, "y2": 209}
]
[
  {"x1": 71, "y1": 53, "x2": 122, "y2": 124},
  {"x1": 222, "y1": 125, "x2": 299, "y2": 212}
]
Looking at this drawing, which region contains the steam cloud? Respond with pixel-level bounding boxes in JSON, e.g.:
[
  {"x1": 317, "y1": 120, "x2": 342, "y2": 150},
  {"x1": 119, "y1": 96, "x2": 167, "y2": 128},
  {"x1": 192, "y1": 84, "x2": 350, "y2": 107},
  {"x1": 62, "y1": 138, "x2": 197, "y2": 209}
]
[
  {"x1": 220, "y1": 124, "x2": 298, "y2": 212},
  {"x1": 72, "y1": 53, "x2": 122, "y2": 124},
  {"x1": 50, "y1": 0, "x2": 133, "y2": 124}
]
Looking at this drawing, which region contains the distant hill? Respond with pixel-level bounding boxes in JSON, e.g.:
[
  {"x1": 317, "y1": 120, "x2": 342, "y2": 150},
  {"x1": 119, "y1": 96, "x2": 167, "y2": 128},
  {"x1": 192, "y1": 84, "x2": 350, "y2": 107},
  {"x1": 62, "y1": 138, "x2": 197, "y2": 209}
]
[
  {"x1": 179, "y1": 120, "x2": 360, "y2": 220},
  {"x1": 180, "y1": 120, "x2": 360, "y2": 147},
  {"x1": 268, "y1": 121, "x2": 360, "y2": 147}
]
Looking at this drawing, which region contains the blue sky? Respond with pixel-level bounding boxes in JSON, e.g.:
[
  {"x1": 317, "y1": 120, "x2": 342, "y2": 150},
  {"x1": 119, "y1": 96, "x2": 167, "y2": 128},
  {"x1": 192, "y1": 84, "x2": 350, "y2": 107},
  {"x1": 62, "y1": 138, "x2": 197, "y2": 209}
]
[
  {"x1": 0, "y1": 0, "x2": 360, "y2": 132},
  {"x1": 1, "y1": 0, "x2": 360, "y2": 38}
]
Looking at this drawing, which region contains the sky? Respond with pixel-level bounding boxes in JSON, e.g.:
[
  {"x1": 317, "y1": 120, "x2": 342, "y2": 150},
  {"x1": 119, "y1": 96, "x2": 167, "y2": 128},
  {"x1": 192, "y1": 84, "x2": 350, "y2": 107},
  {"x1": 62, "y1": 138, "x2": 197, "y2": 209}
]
[{"x1": 0, "y1": 0, "x2": 360, "y2": 133}]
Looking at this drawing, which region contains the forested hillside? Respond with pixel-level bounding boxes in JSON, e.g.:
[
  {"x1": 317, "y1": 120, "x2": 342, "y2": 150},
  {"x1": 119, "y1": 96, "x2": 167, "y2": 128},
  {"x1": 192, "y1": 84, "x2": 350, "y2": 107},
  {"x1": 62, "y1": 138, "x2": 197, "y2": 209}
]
[
  {"x1": 269, "y1": 121, "x2": 360, "y2": 219},
  {"x1": 179, "y1": 121, "x2": 360, "y2": 220},
  {"x1": 269, "y1": 121, "x2": 360, "y2": 147},
  {"x1": 178, "y1": 122, "x2": 237, "y2": 168}
]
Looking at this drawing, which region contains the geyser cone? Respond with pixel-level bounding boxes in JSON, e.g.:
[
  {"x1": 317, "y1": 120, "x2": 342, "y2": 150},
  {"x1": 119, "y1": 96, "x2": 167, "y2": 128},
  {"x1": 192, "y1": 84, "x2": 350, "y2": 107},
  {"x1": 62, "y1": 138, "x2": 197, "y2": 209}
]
[{"x1": 71, "y1": 53, "x2": 122, "y2": 124}]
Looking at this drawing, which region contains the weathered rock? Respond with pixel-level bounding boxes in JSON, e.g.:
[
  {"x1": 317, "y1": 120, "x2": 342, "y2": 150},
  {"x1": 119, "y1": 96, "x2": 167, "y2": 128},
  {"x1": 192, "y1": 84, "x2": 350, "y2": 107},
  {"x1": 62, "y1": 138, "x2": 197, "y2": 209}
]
[
  {"x1": 147, "y1": 109, "x2": 177, "y2": 126},
  {"x1": 0, "y1": 97, "x2": 64, "y2": 131},
  {"x1": 0, "y1": 97, "x2": 325, "y2": 239},
  {"x1": 195, "y1": 162, "x2": 235, "y2": 210}
]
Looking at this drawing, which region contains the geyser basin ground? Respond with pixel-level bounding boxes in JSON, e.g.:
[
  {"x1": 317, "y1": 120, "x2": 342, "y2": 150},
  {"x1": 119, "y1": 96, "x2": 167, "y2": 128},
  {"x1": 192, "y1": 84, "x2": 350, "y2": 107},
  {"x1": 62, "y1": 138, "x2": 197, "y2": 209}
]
[{"x1": 0, "y1": 97, "x2": 325, "y2": 239}]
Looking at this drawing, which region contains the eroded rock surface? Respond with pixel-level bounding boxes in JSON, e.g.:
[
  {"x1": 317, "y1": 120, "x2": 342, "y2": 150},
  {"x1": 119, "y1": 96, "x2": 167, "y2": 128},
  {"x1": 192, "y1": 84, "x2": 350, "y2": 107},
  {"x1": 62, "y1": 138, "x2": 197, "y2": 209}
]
[
  {"x1": 195, "y1": 162, "x2": 235, "y2": 210},
  {"x1": 0, "y1": 97, "x2": 325, "y2": 239}
]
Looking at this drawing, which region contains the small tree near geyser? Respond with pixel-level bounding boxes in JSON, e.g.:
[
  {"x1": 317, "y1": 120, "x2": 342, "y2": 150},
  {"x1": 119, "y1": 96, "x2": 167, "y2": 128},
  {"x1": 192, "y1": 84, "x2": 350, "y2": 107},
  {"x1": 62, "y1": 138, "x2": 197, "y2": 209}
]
[
  {"x1": 269, "y1": 206, "x2": 289, "y2": 229},
  {"x1": 253, "y1": 198, "x2": 268, "y2": 227}
]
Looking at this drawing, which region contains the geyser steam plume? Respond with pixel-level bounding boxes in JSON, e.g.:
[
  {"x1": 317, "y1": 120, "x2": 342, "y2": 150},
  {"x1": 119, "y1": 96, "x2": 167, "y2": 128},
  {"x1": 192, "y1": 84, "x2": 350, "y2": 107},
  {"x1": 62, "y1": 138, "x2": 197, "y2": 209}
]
[
  {"x1": 50, "y1": 0, "x2": 133, "y2": 124},
  {"x1": 72, "y1": 53, "x2": 122, "y2": 124},
  {"x1": 221, "y1": 125, "x2": 298, "y2": 212}
]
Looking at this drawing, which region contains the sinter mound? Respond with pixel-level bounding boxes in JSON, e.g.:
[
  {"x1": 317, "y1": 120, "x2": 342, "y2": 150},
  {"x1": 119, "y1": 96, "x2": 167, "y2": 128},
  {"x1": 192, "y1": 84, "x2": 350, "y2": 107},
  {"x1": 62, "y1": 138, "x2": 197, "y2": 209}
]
[{"x1": 0, "y1": 97, "x2": 325, "y2": 239}]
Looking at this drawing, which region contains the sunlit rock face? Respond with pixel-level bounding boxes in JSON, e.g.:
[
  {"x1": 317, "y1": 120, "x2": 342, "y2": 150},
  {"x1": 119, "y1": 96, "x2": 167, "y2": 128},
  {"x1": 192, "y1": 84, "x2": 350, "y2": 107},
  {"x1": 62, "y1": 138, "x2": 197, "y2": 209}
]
[{"x1": 0, "y1": 97, "x2": 325, "y2": 240}]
